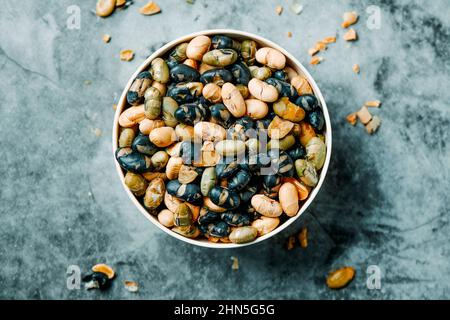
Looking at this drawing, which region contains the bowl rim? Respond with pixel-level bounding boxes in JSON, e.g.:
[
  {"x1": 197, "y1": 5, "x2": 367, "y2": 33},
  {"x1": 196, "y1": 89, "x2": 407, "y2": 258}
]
[{"x1": 112, "y1": 29, "x2": 332, "y2": 249}]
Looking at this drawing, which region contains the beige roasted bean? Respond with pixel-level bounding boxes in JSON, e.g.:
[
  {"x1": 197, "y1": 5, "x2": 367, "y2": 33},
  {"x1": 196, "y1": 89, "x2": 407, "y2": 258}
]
[
  {"x1": 149, "y1": 127, "x2": 177, "y2": 147},
  {"x1": 175, "y1": 124, "x2": 194, "y2": 141},
  {"x1": 203, "y1": 197, "x2": 227, "y2": 213},
  {"x1": 186, "y1": 35, "x2": 211, "y2": 61},
  {"x1": 199, "y1": 63, "x2": 216, "y2": 74},
  {"x1": 284, "y1": 66, "x2": 299, "y2": 81},
  {"x1": 251, "y1": 216, "x2": 280, "y2": 236},
  {"x1": 221, "y1": 83, "x2": 246, "y2": 118},
  {"x1": 139, "y1": 119, "x2": 164, "y2": 135},
  {"x1": 291, "y1": 75, "x2": 313, "y2": 95},
  {"x1": 248, "y1": 78, "x2": 279, "y2": 103},
  {"x1": 119, "y1": 105, "x2": 146, "y2": 127},
  {"x1": 158, "y1": 209, "x2": 175, "y2": 228},
  {"x1": 164, "y1": 191, "x2": 182, "y2": 213},
  {"x1": 255, "y1": 47, "x2": 286, "y2": 70},
  {"x1": 245, "y1": 99, "x2": 269, "y2": 119},
  {"x1": 202, "y1": 83, "x2": 222, "y2": 103},
  {"x1": 268, "y1": 116, "x2": 294, "y2": 139},
  {"x1": 279, "y1": 182, "x2": 299, "y2": 217},
  {"x1": 251, "y1": 195, "x2": 283, "y2": 217},
  {"x1": 96, "y1": 0, "x2": 115, "y2": 17},
  {"x1": 165, "y1": 157, "x2": 183, "y2": 180},
  {"x1": 166, "y1": 141, "x2": 183, "y2": 157},
  {"x1": 151, "y1": 81, "x2": 167, "y2": 96},
  {"x1": 194, "y1": 122, "x2": 226, "y2": 142},
  {"x1": 183, "y1": 58, "x2": 198, "y2": 69},
  {"x1": 142, "y1": 172, "x2": 167, "y2": 181}
]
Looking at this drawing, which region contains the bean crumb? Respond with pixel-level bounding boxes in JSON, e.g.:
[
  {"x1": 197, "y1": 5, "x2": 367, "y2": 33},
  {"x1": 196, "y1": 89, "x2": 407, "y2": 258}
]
[
  {"x1": 286, "y1": 236, "x2": 296, "y2": 250},
  {"x1": 365, "y1": 116, "x2": 381, "y2": 134},
  {"x1": 94, "y1": 128, "x2": 102, "y2": 137},
  {"x1": 231, "y1": 256, "x2": 239, "y2": 271},
  {"x1": 186, "y1": 0, "x2": 195, "y2": 3},
  {"x1": 298, "y1": 228, "x2": 308, "y2": 248},
  {"x1": 322, "y1": 36, "x2": 336, "y2": 44},
  {"x1": 341, "y1": 11, "x2": 358, "y2": 28},
  {"x1": 275, "y1": 5, "x2": 283, "y2": 15},
  {"x1": 139, "y1": 1, "x2": 161, "y2": 15},
  {"x1": 346, "y1": 113, "x2": 357, "y2": 126},
  {"x1": 326, "y1": 266, "x2": 356, "y2": 289},
  {"x1": 308, "y1": 47, "x2": 320, "y2": 56},
  {"x1": 356, "y1": 106, "x2": 372, "y2": 125},
  {"x1": 365, "y1": 100, "x2": 381, "y2": 108},
  {"x1": 103, "y1": 34, "x2": 111, "y2": 43},
  {"x1": 287, "y1": 31, "x2": 293, "y2": 38},
  {"x1": 120, "y1": 49, "x2": 135, "y2": 61},
  {"x1": 124, "y1": 280, "x2": 139, "y2": 292},
  {"x1": 352, "y1": 64, "x2": 360, "y2": 74},
  {"x1": 113, "y1": 104, "x2": 117, "y2": 110},
  {"x1": 343, "y1": 28, "x2": 358, "y2": 41},
  {"x1": 310, "y1": 56, "x2": 323, "y2": 65},
  {"x1": 84, "y1": 80, "x2": 92, "y2": 85}
]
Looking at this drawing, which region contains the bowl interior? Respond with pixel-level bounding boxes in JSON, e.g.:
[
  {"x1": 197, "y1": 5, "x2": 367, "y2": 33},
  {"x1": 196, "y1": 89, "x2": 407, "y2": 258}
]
[{"x1": 112, "y1": 29, "x2": 332, "y2": 248}]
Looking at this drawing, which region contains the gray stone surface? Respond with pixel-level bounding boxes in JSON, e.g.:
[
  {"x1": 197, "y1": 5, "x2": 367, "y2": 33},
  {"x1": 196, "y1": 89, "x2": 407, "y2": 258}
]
[{"x1": 0, "y1": 0, "x2": 449, "y2": 299}]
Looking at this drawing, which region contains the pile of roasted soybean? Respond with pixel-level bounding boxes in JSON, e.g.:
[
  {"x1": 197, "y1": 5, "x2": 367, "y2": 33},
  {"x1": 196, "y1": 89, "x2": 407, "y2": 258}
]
[{"x1": 115, "y1": 34, "x2": 327, "y2": 244}]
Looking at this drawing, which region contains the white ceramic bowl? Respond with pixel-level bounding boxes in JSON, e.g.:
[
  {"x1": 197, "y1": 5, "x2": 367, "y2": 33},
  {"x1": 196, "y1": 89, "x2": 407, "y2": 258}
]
[{"x1": 112, "y1": 29, "x2": 332, "y2": 248}]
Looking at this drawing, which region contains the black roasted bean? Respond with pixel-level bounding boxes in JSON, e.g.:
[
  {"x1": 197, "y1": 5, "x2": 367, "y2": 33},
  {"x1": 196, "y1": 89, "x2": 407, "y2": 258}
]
[
  {"x1": 215, "y1": 161, "x2": 240, "y2": 179},
  {"x1": 239, "y1": 180, "x2": 258, "y2": 203},
  {"x1": 167, "y1": 84, "x2": 195, "y2": 104},
  {"x1": 209, "y1": 186, "x2": 241, "y2": 209},
  {"x1": 116, "y1": 148, "x2": 152, "y2": 173},
  {"x1": 267, "y1": 149, "x2": 295, "y2": 177},
  {"x1": 228, "y1": 169, "x2": 251, "y2": 191},
  {"x1": 263, "y1": 174, "x2": 282, "y2": 198},
  {"x1": 131, "y1": 134, "x2": 159, "y2": 156},
  {"x1": 307, "y1": 109, "x2": 325, "y2": 131},
  {"x1": 174, "y1": 103, "x2": 207, "y2": 125},
  {"x1": 207, "y1": 221, "x2": 231, "y2": 238},
  {"x1": 288, "y1": 145, "x2": 307, "y2": 161},
  {"x1": 211, "y1": 35, "x2": 241, "y2": 50},
  {"x1": 169, "y1": 64, "x2": 200, "y2": 83},
  {"x1": 166, "y1": 180, "x2": 202, "y2": 204},
  {"x1": 273, "y1": 70, "x2": 289, "y2": 82},
  {"x1": 127, "y1": 71, "x2": 152, "y2": 106},
  {"x1": 199, "y1": 68, "x2": 233, "y2": 86},
  {"x1": 221, "y1": 212, "x2": 251, "y2": 227},
  {"x1": 266, "y1": 78, "x2": 298, "y2": 101},
  {"x1": 210, "y1": 103, "x2": 235, "y2": 128},
  {"x1": 166, "y1": 58, "x2": 179, "y2": 69},
  {"x1": 198, "y1": 208, "x2": 220, "y2": 225},
  {"x1": 228, "y1": 62, "x2": 251, "y2": 85},
  {"x1": 295, "y1": 94, "x2": 319, "y2": 112}
]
